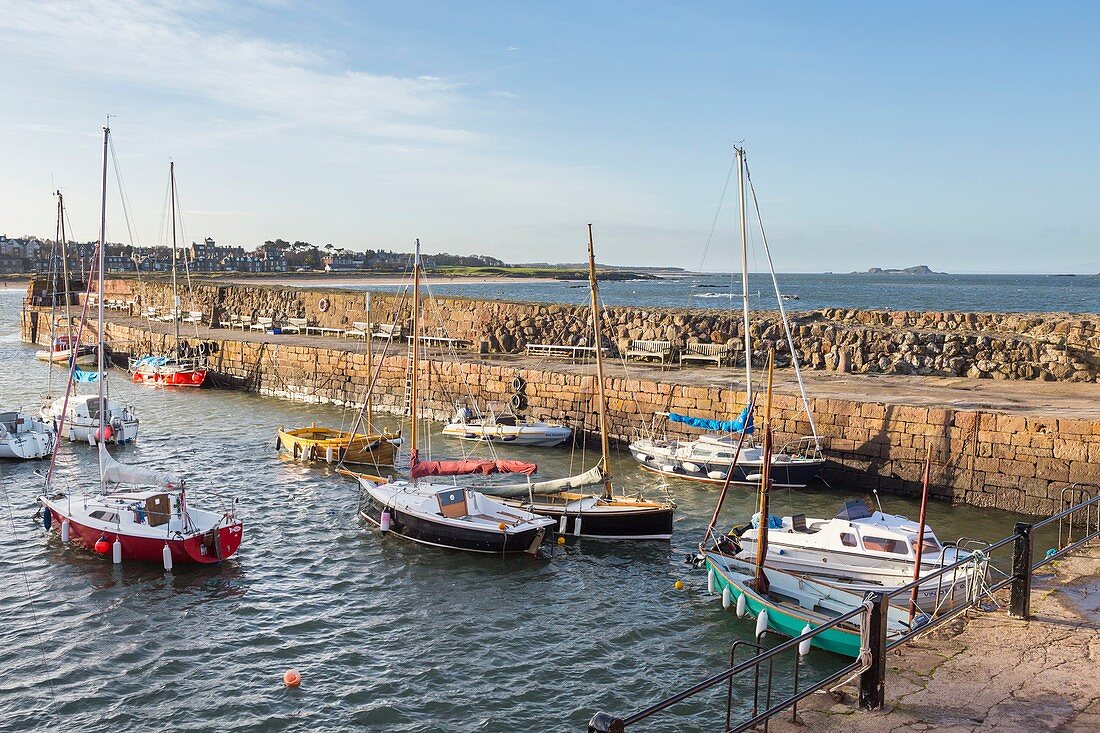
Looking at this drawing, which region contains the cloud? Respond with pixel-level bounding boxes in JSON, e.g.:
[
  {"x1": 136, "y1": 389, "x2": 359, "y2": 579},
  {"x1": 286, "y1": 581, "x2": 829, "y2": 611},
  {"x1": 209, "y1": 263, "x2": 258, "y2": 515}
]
[{"x1": 0, "y1": 0, "x2": 474, "y2": 145}]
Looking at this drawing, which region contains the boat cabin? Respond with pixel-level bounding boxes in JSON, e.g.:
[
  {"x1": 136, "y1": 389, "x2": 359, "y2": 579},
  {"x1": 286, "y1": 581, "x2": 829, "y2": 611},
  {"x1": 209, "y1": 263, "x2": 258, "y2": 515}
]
[{"x1": 763, "y1": 501, "x2": 944, "y2": 560}]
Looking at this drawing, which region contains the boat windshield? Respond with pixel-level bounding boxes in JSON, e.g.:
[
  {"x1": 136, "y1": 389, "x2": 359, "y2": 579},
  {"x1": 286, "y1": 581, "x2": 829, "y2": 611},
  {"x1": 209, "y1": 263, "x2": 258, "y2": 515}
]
[{"x1": 911, "y1": 535, "x2": 942, "y2": 555}]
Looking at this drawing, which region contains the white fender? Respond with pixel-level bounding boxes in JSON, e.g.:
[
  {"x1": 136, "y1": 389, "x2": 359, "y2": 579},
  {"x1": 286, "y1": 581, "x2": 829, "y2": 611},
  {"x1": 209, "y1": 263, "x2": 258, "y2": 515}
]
[
  {"x1": 112, "y1": 539, "x2": 122, "y2": 564},
  {"x1": 325, "y1": 446, "x2": 335, "y2": 463},
  {"x1": 798, "y1": 624, "x2": 813, "y2": 657},
  {"x1": 60, "y1": 519, "x2": 70, "y2": 543},
  {"x1": 573, "y1": 516, "x2": 582, "y2": 537},
  {"x1": 707, "y1": 569, "x2": 715, "y2": 594},
  {"x1": 736, "y1": 592, "x2": 747, "y2": 618},
  {"x1": 722, "y1": 586, "x2": 732, "y2": 609},
  {"x1": 558, "y1": 514, "x2": 567, "y2": 534},
  {"x1": 380, "y1": 510, "x2": 392, "y2": 533},
  {"x1": 755, "y1": 608, "x2": 769, "y2": 638},
  {"x1": 163, "y1": 544, "x2": 174, "y2": 572}
]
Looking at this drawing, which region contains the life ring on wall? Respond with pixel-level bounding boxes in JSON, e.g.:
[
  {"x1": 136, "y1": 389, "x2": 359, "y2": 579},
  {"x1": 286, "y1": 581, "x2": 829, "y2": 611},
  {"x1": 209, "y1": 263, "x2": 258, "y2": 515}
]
[{"x1": 318, "y1": 298, "x2": 330, "y2": 312}]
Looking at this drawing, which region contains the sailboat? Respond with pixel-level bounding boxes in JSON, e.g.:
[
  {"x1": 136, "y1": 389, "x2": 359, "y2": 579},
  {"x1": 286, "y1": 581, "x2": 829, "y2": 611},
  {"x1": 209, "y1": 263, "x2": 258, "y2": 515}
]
[
  {"x1": 700, "y1": 354, "x2": 915, "y2": 657},
  {"x1": 483, "y1": 226, "x2": 676, "y2": 541},
  {"x1": 0, "y1": 410, "x2": 56, "y2": 460},
  {"x1": 350, "y1": 241, "x2": 555, "y2": 554},
  {"x1": 277, "y1": 293, "x2": 402, "y2": 467},
  {"x1": 442, "y1": 402, "x2": 572, "y2": 447},
  {"x1": 629, "y1": 147, "x2": 825, "y2": 487},
  {"x1": 38, "y1": 191, "x2": 140, "y2": 445},
  {"x1": 129, "y1": 161, "x2": 207, "y2": 387},
  {"x1": 37, "y1": 122, "x2": 241, "y2": 568},
  {"x1": 34, "y1": 191, "x2": 95, "y2": 368}
]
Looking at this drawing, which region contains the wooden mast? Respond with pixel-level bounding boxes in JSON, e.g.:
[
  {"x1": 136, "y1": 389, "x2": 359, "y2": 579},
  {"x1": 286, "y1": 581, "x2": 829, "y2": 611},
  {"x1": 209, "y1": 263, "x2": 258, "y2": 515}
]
[
  {"x1": 909, "y1": 445, "x2": 933, "y2": 622},
  {"x1": 409, "y1": 239, "x2": 422, "y2": 476},
  {"x1": 170, "y1": 161, "x2": 181, "y2": 354},
  {"x1": 57, "y1": 191, "x2": 73, "y2": 347},
  {"x1": 752, "y1": 350, "x2": 775, "y2": 594},
  {"x1": 365, "y1": 291, "x2": 373, "y2": 431},
  {"x1": 586, "y1": 224, "x2": 613, "y2": 500}
]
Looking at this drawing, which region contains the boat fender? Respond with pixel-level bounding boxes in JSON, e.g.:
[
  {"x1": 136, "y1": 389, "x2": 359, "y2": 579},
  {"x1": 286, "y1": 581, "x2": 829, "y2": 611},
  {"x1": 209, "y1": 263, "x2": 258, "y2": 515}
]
[
  {"x1": 558, "y1": 515, "x2": 567, "y2": 534},
  {"x1": 798, "y1": 625, "x2": 813, "y2": 657},
  {"x1": 511, "y1": 376, "x2": 526, "y2": 392},
  {"x1": 380, "y1": 510, "x2": 392, "y2": 533},
  {"x1": 573, "y1": 516, "x2": 582, "y2": 537},
  {"x1": 722, "y1": 586, "x2": 731, "y2": 609},
  {"x1": 755, "y1": 609, "x2": 769, "y2": 638},
  {"x1": 510, "y1": 394, "x2": 524, "y2": 410},
  {"x1": 162, "y1": 544, "x2": 173, "y2": 572},
  {"x1": 707, "y1": 569, "x2": 715, "y2": 594},
  {"x1": 43, "y1": 510, "x2": 52, "y2": 531},
  {"x1": 325, "y1": 446, "x2": 335, "y2": 463},
  {"x1": 94, "y1": 536, "x2": 110, "y2": 554},
  {"x1": 112, "y1": 539, "x2": 122, "y2": 564},
  {"x1": 736, "y1": 592, "x2": 747, "y2": 618},
  {"x1": 708, "y1": 470, "x2": 726, "y2": 480},
  {"x1": 61, "y1": 519, "x2": 69, "y2": 543},
  {"x1": 682, "y1": 461, "x2": 701, "y2": 473}
]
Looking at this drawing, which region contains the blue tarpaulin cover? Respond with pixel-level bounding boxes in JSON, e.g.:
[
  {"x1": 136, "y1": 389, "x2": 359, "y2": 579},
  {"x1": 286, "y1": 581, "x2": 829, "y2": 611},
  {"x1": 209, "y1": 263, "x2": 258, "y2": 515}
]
[
  {"x1": 668, "y1": 404, "x2": 754, "y2": 434},
  {"x1": 131, "y1": 356, "x2": 168, "y2": 368},
  {"x1": 73, "y1": 369, "x2": 100, "y2": 383}
]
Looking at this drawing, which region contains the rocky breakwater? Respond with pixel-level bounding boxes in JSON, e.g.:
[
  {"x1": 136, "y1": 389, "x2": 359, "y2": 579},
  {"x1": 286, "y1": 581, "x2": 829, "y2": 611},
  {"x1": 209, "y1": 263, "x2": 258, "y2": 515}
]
[{"x1": 99, "y1": 278, "x2": 1100, "y2": 383}]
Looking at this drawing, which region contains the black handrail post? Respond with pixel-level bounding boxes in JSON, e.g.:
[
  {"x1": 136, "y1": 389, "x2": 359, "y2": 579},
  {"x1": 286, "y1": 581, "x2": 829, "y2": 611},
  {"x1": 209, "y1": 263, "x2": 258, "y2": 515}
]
[
  {"x1": 858, "y1": 592, "x2": 888, "y2": 710},
  {"x1": 1009, "y1": 522, "x2": 1033, "y2": 619},
  {"x1": 588, "y1": 712, "x2": 625, "y2": 733}
]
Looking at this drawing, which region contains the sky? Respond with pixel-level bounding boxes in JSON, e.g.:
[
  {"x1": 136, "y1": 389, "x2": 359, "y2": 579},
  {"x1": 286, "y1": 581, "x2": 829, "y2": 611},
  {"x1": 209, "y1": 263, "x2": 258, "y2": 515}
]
[{"x1": 0, "y1": 1, "x2": 1097, "y2": 273}]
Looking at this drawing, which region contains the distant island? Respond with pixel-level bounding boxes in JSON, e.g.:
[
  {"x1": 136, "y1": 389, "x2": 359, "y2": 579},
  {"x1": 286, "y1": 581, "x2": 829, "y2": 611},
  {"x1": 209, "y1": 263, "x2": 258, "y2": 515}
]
[{"x1": 852, "y1": 265, "x2": 946, "y2": 275}]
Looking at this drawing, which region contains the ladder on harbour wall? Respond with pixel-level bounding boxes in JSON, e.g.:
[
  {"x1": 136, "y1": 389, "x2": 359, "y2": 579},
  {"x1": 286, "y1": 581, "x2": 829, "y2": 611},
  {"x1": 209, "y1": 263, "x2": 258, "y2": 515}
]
[{"x1": 403, "y1": 338, "x2": 416, "y2": 416}]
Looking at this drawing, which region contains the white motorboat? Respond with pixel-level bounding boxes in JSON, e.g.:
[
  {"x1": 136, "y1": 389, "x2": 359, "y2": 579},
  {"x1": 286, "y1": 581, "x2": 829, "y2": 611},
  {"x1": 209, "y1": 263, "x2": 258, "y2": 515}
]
[
  {"x1": 443, "y1": 405, "x2": 572, "y2": 447},
  {"x1": 35, "y1": 336, "x2": 96, "y2": 367},
  {"x1": 42, "y1": 393, "x2": 139, "y2": 444},
  {"x1": 725, "y1": 499, "x2": 983, "y2": 611},
  {"x1": 0, "y1": 410, "x2": 57, "y2": 460}
]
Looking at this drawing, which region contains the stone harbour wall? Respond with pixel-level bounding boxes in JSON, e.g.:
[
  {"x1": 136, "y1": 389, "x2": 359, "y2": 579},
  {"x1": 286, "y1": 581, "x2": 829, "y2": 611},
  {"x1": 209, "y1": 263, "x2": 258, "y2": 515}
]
[
  {"x1": 101, "y1": 320, "x2": 1100, "y2": 516},
  {"x1": 100, "y1": 277, "x2": 1100, "y2": 383}
]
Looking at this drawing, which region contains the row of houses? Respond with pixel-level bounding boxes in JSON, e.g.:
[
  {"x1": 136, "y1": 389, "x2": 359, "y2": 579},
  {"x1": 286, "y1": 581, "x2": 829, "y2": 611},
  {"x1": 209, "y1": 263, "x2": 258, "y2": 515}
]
[{"x1": 0, "y1": 235, "x2": 287, "y2": 274}]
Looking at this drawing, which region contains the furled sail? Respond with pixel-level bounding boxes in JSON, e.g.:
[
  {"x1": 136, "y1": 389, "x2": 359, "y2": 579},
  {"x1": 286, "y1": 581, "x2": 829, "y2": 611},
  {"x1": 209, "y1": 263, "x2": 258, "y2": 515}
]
[
  {"x1": 669, "y1": 404, "x2": 754, "y2": 434},
  {"x1": 99, "y1": 443, "x2": 181, "y2": 488},
  {"x1": 408, "y1": 449, "x2": 537, "y2": 479},
  {"x1": 481, "y1": 465, "x2": 605, "y2": 498}
]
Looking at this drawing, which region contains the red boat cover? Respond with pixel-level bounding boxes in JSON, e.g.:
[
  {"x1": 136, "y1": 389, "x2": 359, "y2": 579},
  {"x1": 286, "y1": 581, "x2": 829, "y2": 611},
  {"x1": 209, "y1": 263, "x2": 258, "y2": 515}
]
[{"x1": 408, "y1": 450, "x2": 537, "y2": 478}]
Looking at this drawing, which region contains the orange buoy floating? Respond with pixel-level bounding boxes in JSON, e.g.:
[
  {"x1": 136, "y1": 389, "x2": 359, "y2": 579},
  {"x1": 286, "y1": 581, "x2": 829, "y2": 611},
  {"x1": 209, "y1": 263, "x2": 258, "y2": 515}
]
[
  {"x1": 283, "y1": 668, "x2": 301, "y2": 687},
  {"x1": 556, "y1": 536, "x2": 566, "y2": 545},
  {"x1": 674, "y1": 580, "x2": 685, "y2": 591}
]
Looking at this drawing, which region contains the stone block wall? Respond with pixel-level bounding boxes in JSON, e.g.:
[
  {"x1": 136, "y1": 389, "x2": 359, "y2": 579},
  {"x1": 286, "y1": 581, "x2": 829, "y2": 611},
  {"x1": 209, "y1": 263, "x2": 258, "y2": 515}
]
[
  {"x1": 98, "y1": 277, "x2": 1100, "y2": 383},
  {"x1": 101, "y1": 320, "x2": 1100, "y2": 516}
]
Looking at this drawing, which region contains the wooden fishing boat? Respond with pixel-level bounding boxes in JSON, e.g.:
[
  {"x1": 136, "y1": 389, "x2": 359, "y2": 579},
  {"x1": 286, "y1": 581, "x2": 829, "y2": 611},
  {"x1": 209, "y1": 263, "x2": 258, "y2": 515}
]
[
  {"x1": 0, "y1": 410, "x2": 56, "y2": 459},
  {"x1": 703, "y1": 551, "x2": 915, "y2": 658},
  {"x1": 277, "y1": 422, "x2": 402, "y2": 466},
  {"x1": 484, "y1": 226, "x2": 675, "y2": 540},
  {"x1": 351, "y1": 240, "x2": 554, "y2": 554}
]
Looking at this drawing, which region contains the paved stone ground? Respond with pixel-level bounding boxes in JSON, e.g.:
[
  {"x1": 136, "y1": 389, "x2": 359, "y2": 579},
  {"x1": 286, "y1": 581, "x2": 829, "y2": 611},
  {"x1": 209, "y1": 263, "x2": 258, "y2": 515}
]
[
  {"x1": 111, "y1": 315, "x2": 1100, "y2": 419},
  {"x1": 770, "y1": 545, "x2": 1100, "y2": 733}
]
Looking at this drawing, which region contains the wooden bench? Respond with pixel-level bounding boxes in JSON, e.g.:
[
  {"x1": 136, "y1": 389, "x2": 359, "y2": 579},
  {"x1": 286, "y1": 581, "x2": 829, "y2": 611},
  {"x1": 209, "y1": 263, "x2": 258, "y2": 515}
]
[
  {"x1": 281, "y1": 317, "x2": 310, "y2": 334},
  {"x1": 409, "y1": 335, "x2": 471, "y2": 351},
  {"x1": 345, "y1": 321, "x2": 370, "y2": 339},
  {"x1": 625, "y1": 339, "x2": 673, "y2": 364},
  {"x1": 679, "y1": 342, "x2": 729, "y2": 367},
  {"x1": 182, "y1": 311, "x2": 204, "y2": 324},
  {"x1": 249, "y1": 316, "x2": 274, "y2": 333},
  {"x1": 305, "y1": 323, "x2": 346, "y2": 337},
  {"x1": 158, "y1": 308, "x2": 182, "y2": 322},
  {"x1": 141, "y1": 306, "x2": 157, "y2": 320},
  {"x1": 371, "y1": 323, "x2": 403, "y2": 341}
]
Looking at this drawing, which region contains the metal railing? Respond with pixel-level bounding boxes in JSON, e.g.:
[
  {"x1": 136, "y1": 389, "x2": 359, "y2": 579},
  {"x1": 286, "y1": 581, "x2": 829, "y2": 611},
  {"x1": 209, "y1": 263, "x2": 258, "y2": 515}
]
[{"x1": 586, "y1": 487, "x2": 1100, "y2": 732}]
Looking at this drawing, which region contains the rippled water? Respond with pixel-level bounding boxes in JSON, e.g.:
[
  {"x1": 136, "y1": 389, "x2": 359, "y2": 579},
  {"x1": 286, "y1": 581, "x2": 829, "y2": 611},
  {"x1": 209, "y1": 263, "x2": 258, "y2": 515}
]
[
  {"x1": 350, "y1": 272, "x2": 1100, "y2": 313},
  {"x1": 0, "y1": 289, "x2": 1047, "y2": 732}
]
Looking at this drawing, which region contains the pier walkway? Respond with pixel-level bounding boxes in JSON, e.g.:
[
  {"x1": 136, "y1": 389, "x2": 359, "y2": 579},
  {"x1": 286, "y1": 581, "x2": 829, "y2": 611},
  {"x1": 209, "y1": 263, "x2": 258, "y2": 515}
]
[
  {"x1": 108, "y1": 314, "x2": 1100, "y2": 420},
  {"x1": 771, "y1": 545, "x2": 1100, "y2": 733}
]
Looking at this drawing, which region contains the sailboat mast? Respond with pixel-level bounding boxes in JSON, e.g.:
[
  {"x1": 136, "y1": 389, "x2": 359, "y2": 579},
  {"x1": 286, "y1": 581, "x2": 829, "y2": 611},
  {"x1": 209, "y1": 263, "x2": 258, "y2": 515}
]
[
  {"x1": 170, "y1": 161, "x2": 180, "y2": 351},
  {"x1": 586, "y1": 224, "x2": 613, "y2": 499},
  {"x1": 57, "y1": 191, "x2": 74, "y2": 346},
  {"x1": 97, "y1": 123, "x2": 110, "y2": 489},
  {"x1": 409, "y1": 240, "x2": 421, "y2": 461},
  {"x1": 752, "y1": 351, "x2": 775, "y2": 593},
  {"x1": 365, "y1": 291, "x2": 373, "y2": 430},
  {"x1": 737, "y1": 147, "x2": 752, "y2": 404}
]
